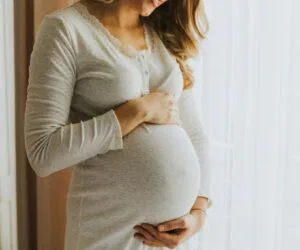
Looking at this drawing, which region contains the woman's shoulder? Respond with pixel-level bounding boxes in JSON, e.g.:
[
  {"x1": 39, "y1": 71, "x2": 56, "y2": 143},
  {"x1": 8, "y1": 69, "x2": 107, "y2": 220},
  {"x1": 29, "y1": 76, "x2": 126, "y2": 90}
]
[
  {"x1": 35, "y1": 2, "x2": 92, "y2": 52},
  {"x1": 43, "y1": 2, "x2": 82, "y2": 22},
  {"x1": 38, "y1": 4, "x2": 65, "y2": 23},
  {"x1": 38, "y1": 2, "x2": 86, "y2": 38}
]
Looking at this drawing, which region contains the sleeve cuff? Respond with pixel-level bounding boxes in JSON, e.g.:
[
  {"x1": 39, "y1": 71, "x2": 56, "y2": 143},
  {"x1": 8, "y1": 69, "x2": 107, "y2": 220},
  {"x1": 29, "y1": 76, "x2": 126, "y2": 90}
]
[
  {"x1": 197, "y1": 192, "x2": 213, "y2": 209},
  {"x1": 107, "y1": 109, "x2": 124, "y2": 150}
]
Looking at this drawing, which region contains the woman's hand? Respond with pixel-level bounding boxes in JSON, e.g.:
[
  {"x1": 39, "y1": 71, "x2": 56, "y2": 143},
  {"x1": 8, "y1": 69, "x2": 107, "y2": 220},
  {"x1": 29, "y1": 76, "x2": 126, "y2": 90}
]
[
  {"x1": 133, "y1": 209, "x2": 206, "y2": 249},
  {"x1": 137, "y1": 90, "x2": 182, "y2": 126}
]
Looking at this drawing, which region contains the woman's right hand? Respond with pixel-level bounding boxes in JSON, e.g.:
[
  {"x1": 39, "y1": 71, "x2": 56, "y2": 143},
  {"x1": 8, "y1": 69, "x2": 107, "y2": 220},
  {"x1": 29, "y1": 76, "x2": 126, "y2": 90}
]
[
  {"x1": 113, "y1": 90, "x2": 182, "y2": 137},
  {"x1": 137, "y1": 91, "x2": 182, "y2": 126}
]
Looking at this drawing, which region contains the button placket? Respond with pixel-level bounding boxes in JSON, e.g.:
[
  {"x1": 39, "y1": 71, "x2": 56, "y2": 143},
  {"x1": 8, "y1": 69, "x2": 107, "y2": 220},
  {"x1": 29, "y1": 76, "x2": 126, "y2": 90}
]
[
  {"x1": 137, "y1": 53, "x2": 150, "y2": 96},
  {"x1": 136, "y1": 53, "x2": 152, "y2": 133},
  {"x1": 142, "y1": 69, "x2": 150, "y2": 95}
]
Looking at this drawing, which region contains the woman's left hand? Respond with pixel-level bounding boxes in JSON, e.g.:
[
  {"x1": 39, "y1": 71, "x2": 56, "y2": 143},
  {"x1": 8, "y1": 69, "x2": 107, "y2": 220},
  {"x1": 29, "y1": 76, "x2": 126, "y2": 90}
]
[{"x1": 133, "y1": 209, "x2": 206, "y2": 249}]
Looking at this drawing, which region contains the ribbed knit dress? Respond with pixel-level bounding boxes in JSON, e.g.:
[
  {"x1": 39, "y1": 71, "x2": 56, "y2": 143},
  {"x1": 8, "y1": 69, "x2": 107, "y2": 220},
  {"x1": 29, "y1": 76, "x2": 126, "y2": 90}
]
[{"x1": 24, "y1": 2, "x2": 212, "y2": 249}]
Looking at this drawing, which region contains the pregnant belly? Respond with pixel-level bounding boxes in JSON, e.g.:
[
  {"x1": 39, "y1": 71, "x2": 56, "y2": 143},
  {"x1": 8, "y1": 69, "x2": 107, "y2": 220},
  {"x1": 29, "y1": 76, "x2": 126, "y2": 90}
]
[{"x1": 81, "y1": 123, "x2": 201, "y2": 225}]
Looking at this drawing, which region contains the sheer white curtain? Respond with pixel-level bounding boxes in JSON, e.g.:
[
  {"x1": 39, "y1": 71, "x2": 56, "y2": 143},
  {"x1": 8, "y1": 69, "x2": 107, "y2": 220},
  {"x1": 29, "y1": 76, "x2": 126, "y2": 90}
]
[
  {"x1": 191, "y1": 0, "x2": 300, "y2": 249},
  {"x1": 0, "y1": 0, "x2": 17, "y2": 249}
]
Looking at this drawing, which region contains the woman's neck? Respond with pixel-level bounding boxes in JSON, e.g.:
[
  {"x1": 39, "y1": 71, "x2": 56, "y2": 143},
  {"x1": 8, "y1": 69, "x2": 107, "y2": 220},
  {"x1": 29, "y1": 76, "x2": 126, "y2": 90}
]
[{"x1": 82, "y1": 0, "x2": 142, "y2": 29}]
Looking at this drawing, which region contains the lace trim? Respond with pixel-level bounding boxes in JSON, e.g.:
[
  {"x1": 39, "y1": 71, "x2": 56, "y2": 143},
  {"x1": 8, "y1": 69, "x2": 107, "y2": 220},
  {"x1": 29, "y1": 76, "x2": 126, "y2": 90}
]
[{"x1": 73, "y1": 2, "x2": 155, "y2": 58}]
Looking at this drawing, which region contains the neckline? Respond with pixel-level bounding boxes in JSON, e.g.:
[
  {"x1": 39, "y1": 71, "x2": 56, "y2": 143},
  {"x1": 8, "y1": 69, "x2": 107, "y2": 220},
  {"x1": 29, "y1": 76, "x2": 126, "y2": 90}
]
[{"x1": 73, "y1": 1, "x2": 154, "y2": 58}]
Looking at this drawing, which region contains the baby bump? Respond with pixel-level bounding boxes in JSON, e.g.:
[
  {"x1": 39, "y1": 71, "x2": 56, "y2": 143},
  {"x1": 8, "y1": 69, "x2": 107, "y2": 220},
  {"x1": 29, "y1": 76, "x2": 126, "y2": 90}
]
[
  {"x1": 81, "y1": 124, "x2": 201, "y2": 225},
  {"x1": 123, "y1": 124, "x2": 201, "y2": 223}
]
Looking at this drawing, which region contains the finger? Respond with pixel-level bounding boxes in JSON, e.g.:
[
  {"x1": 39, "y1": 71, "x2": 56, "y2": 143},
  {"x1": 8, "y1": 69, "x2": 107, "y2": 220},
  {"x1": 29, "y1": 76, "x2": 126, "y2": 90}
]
[
  {"x1": 140, "y1": 223, "x2": 174, "y2": 245},
  {"x1": 133, "y1": 226, "x2": 157, "y2": 241},
  {"x1": 134, "y1": 233, "x2": 146, "y2": 242},
  {"x1": 141, "y1": 224, "x2": 187, "y2": 249},
  {"x1": 158, "y1": 217, "x2": 188, "y2": 232},
  {"x1": 142, "y1": 239, "x2": 166, "y2": 247},
  {"x1": 139, "y1": 224, "x2": 159, "y2": 239}
]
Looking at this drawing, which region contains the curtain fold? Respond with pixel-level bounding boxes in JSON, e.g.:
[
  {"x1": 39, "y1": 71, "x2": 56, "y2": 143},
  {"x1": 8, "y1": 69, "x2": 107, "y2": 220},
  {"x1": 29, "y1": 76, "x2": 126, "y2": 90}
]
[{"x1": 193, "y1": 0, "x2": 300, "y2": 249}]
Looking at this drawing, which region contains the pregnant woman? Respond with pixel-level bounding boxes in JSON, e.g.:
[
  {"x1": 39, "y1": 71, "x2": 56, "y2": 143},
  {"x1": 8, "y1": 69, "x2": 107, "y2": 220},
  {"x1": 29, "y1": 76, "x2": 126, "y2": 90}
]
[{"x1": 24, "y1": 0, "x2": 213, "y2": 249}]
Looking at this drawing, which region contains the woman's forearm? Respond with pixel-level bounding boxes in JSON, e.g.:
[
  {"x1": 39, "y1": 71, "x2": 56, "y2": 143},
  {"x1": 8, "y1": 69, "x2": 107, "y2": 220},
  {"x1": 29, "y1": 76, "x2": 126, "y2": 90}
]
[
  {"x1": 191, "y1": 196, "x2": 209, "y2": 211},
  {"x1": 113, "y1": 98, "x2": 148, "y2": 137}
]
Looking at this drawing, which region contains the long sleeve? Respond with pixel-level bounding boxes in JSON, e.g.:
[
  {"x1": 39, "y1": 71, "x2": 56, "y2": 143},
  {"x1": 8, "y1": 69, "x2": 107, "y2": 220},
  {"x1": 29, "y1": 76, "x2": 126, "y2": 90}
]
[
  {"x1": 24, "y1": 15, "x2": 124, "y2": 178},
  {"x1": 177, "y1": 87, "x2": 213, "y2": 209}
]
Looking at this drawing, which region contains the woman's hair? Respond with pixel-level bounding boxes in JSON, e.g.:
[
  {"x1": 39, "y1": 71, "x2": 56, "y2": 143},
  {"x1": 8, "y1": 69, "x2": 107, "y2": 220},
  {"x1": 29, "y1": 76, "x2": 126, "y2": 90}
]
[
  {"x1": 94, "y1": 0, "x2": 209, "y2": 90},
  {"x1": 143, "y1": 0, "x2": 209, "y2": 90}
]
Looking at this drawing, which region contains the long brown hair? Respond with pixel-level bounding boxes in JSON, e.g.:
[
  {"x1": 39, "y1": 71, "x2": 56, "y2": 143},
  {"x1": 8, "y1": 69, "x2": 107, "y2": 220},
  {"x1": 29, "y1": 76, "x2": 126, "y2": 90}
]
[{"x1": 142, "y1": 0, "x2": 209, "y2": 90}]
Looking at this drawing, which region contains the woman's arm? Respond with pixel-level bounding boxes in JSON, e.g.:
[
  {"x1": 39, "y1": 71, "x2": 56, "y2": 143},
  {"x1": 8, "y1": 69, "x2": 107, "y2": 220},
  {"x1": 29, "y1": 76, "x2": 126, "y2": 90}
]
[
  {"x1": 24, "y1": 15, "x2": 145, "y2": 178},
  {"x1": 177, "y1": 87, "x2": 213, "y2": 209}
]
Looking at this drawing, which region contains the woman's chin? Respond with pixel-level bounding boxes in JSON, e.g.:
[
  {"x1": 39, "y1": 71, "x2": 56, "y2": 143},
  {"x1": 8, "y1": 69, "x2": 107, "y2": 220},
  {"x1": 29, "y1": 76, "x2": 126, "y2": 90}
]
[
  {"x1": 140, "y1": 6, "x2": 156, "y2": 17},
  {"x1": 139, "y1": 0, "x2": 159, "y2": 16}
]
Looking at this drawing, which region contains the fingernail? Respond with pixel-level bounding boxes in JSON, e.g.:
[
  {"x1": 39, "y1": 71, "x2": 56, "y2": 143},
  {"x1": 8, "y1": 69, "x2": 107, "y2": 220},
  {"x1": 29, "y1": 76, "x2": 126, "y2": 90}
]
[{"x1": 158, "y1": 226, "x2": 164, "y2": 231}]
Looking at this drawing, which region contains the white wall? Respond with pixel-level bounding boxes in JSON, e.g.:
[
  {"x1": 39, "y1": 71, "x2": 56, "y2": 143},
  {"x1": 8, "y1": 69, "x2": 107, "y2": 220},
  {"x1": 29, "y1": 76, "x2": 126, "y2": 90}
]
[{"x1": 0, "y1": 0, "x2": 18, "y2": 249}]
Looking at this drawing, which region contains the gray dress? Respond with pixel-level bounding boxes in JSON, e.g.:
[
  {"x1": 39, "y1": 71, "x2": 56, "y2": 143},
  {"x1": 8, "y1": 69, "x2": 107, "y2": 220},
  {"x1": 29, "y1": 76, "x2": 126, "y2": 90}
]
[{"x1": 24, "y1": 2, "x2": 212, "y2": 249}]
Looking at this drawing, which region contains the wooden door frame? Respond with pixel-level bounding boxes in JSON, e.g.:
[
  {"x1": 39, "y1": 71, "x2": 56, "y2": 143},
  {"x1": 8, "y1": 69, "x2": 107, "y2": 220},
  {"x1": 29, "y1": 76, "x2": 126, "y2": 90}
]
[{"x1": 14, "y1": 0, "x2": 36, "y2": 249}]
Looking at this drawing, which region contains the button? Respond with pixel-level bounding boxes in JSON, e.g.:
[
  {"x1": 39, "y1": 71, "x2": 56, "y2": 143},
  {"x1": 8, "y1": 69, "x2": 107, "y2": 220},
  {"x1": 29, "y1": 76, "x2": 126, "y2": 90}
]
[{"x1": 144, "y1": 70, "x2": 149, "y2": 76}]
